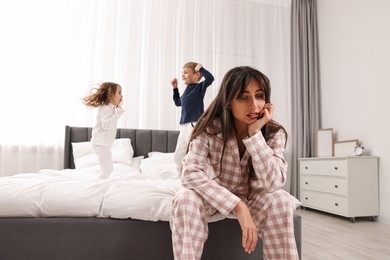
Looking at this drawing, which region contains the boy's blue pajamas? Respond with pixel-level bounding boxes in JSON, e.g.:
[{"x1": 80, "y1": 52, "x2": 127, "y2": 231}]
[{"x1": 173, "y1": 67, "x2": 214, "y2": 174}]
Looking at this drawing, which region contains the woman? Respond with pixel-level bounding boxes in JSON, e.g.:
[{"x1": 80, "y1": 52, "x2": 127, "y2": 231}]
[{"x1": 170, "y1": 66, "x2": 298, "y2": 260}]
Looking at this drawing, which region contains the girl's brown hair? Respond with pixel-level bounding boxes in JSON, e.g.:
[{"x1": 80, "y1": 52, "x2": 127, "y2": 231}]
[{"x1": 83, "y1": 82, "x2": 120, "y2": 108}]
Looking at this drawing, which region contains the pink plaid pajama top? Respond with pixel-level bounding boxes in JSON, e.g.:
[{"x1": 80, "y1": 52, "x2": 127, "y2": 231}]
[{"x1": 181, "y1": 123, "x2": 288, "y2": 215}]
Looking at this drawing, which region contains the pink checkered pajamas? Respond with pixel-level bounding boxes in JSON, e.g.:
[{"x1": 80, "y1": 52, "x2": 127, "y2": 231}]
[{"x1": 170, "y1": 122, "x2": 299, "y2": 260}]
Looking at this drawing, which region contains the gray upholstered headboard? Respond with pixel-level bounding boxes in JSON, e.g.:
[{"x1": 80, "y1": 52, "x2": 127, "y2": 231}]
[{"x1": 64, "y1": 125, "x2": 179, "y2": 169}]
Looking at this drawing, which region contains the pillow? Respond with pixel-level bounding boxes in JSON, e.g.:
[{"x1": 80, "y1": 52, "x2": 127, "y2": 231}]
[
  {"x1": 72, "y1": 138, "x2": 134, "y2": 169},
  {"x1": 148, "y1": 151, "x2": 175, "y2": 160},
  {"x1": 128, "y1": 155, "x2": 143, "y2": 170},
  {"x1": 140, "y1": 152, "x2": 178, "y2": 178},
  {"x1": 113, "y1": 155, "x2": 144, "y2": 174}
]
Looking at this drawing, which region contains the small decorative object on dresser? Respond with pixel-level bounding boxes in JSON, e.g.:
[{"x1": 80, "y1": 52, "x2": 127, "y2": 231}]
[
  {"x1": 299, "y1": 156, "x2": 379, "y2": 223},
  {"x1": 354, "y1": 144, "x2": 366, "y2": 156}
]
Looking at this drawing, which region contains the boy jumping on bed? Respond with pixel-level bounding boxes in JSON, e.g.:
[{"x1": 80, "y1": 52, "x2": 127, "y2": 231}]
[
  {"x1": 83, "y1": 82, "x2": 124, "y2": 179},
  {"x1": 171, "y1": 62, "x2": 214, "y2": 174}
]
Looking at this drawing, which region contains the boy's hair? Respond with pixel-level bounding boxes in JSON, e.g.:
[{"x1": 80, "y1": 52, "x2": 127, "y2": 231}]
[
  {"x1": 183, "y1": 62, "x2": 197, "y2": 70},
  {"x1": 83, "y1": 82, "x2": 120, "y2": 108}
]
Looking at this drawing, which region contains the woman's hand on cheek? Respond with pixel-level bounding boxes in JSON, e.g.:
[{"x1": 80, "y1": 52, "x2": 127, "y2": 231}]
[
  {"x1": 248, "y1": 103, "x2": 274, "y2": 137},
  {"x1": 261, "y1": 103, "x2": 273, "y2": 122}
]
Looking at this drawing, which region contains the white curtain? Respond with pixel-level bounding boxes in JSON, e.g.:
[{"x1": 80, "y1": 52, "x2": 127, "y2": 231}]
[{"x1": 0, "y1": 0, "x2": 291, "y2": 177}]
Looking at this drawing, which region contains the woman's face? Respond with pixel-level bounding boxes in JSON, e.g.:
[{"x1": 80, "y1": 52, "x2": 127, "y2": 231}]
[
  {"x1": 111, "y1": 86, "x2": 123, "y2": 106},
  {"x1": 230, "y1": 80, "x2": 266, "y2": 131}
]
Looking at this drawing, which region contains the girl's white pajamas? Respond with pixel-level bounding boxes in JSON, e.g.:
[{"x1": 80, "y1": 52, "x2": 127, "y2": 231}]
[
  {"x1": 92, "y1": 145, "x2": 113, "y2": 179},
  {"x1": 91, "y1": 104, "x2": 124, "y2": 179}
]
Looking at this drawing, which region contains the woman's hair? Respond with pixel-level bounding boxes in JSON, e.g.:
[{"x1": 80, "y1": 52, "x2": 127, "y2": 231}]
[
  {"x1": 189, "y1": 66, "x2": 287, "y2": 177},
  {"x1": 82, "y1": 82, "x2": 120, "y2": 108}
]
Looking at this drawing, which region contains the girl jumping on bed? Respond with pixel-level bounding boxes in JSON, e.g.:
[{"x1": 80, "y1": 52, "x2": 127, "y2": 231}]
[
  {"x1": 83, "y1": 82, "x2": 124, "y2": 179},
  {"x1": 170, "y1": 66, "x2": 299, "y2": 260}
]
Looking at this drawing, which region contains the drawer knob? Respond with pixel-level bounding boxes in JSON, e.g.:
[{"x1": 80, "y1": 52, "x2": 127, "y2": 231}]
[
  {"x1": 335, "y1": 203, "x2": 339, "y2": 206},
  {"x1": 305, "y1": 166, "x2": 308, "y2": 170},
  {"x1": 305, "y1": 182, "x2": 308, "y2": 185},
  {"x1": 305, "y1": 197, "x2": 308, "y2": 200},
  {"x1": 334, "y1": 167, "x2": 338, "y2": 170},
  {"x1": 334, "y1": 185, "x2": 338, "y2": 188}
]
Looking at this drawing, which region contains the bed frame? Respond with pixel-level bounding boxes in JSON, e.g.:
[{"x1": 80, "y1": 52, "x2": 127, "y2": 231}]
[{"x1": 0, "y1": 126, "x2": 301, "y2": 260}]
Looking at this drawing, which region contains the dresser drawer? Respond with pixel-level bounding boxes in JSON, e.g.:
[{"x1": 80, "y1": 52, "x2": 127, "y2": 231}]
[
  {"x1": 300, "y1": 159, "x2": 347, "y2": 177},
  {"x1": 300, "y1": 176, "x2": 347, "y2": 196},
  {"x1": 301, "y1": 190, "x2": 348, "y2": 215}
]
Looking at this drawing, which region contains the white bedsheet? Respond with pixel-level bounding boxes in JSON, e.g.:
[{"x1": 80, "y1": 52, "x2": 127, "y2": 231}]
[
  {"x1": 0, "y1": 160, "x2": 183, "y2": 222},
  {"x1": 0, "y1": 153, "x2": 300, "y2": 222}
]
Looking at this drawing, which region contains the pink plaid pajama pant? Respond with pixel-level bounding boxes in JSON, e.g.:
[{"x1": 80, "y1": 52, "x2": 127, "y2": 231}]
[{"x1": 170, "y1": 188, "x2": 299, "y2": 260}]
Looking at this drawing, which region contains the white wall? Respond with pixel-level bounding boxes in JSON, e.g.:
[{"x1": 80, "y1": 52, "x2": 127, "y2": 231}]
[{"x1": 317, "y1": 0, "x2": 390, "y2": 224}]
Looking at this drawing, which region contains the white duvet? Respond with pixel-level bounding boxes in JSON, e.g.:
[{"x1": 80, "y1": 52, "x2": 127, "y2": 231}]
[
  {"x1": 0, "y1": 152, "x2": 300, "y2": 222},
  {"x1": 0, "y1": 154, "x2": 183, "y2": 222}
]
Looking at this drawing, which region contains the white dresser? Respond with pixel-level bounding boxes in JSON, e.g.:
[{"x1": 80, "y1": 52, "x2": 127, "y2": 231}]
[{"x1": 299, "y1": 156, "x2": 379, "y2": 222}]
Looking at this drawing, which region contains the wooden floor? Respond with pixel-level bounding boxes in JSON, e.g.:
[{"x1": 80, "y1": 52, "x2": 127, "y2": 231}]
[{"x1": 296, "y1": 208, "x2": 390, "y2": 260}]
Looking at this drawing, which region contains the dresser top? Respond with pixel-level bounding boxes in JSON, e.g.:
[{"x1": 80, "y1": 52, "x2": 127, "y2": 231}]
[{"x1": 298, "y1": 156, "x2": 379, "y2": 160}]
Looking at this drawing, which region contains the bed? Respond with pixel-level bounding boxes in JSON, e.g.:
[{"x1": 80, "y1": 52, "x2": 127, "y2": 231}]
[{"x1": 0, "y1": 125, "x2": 302, "y2": 260}]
